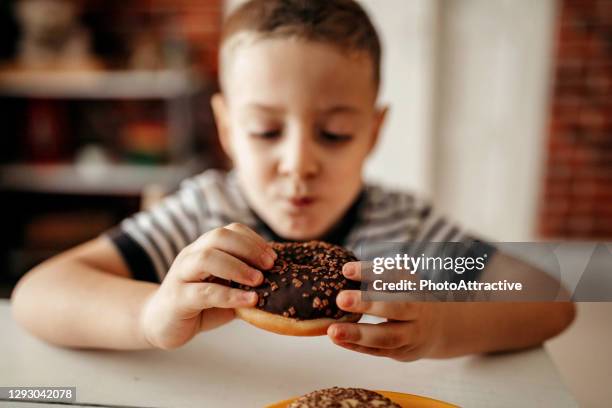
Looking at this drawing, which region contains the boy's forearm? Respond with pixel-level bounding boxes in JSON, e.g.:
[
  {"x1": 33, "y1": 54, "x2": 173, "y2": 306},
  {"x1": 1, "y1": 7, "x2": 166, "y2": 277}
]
[
  {"x1": 430, "y1": 302, "x2": 575, "y2": 358},
  {"x1": 11, "y1": 261, "x2": 158, "y2": 350}
]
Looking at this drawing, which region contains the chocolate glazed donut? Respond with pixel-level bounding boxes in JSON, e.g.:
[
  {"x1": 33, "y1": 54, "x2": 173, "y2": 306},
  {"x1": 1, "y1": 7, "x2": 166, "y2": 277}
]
[
  {"x1": 288, "y1": 387, "x2": 402, "y2": 408},
  {"x1": 234, "y1": 241, "x2": 362, "y2": 336}
]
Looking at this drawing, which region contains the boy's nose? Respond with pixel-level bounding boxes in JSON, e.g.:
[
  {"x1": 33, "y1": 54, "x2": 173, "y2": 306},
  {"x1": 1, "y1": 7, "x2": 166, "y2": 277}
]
[{"x1": 278, "y1": 131, "x2": 319, "y2": 179}]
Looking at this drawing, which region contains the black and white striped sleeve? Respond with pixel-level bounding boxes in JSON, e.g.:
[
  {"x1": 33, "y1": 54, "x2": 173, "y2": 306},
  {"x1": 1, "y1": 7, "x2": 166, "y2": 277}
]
[{"x1": 105, "y1": 182, "x2": 205, "y2": 283}]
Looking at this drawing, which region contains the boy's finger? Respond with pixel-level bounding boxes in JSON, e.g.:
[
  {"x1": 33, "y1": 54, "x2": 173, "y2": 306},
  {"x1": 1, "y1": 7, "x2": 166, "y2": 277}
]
[
  {"x1": 180, "y1": 282, "x2": 258, "y2": 311},
  {"x1": 194, "y1": 227, "x2": 275, "y2": 270},
  {"x1": 225, "y1": 223, "x2": 275, "y2": 256},
  {"x1": 336, "y1": 290, "x2": 420, "y2": 320},
  {"x1": 180, "y1": 247, "x2": 263, "y2": 286},
  {"x1": 330, "y1": 339, "x2": 390, "y2": 358},
  {"x1": 328, "y1": 321, "x2": 413, "y2": 350},
  {"x1": 343, "y1": 261, "x2": 392, "y2": 284},
  {"x1": 342, "y1": 262, "x2": 362, "y2": 281},
  {"x1": 215, "y1": 226, "x2": 276, "y2": 269},
  {"x1": 331, "y1": 340, "x2": 421, "y2": 362}
]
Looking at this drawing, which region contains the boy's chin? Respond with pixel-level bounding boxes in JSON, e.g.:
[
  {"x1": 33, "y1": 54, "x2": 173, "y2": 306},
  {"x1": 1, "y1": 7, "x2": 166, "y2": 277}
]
[{"x1": 272, "y1": 218, "x2": 329, "y2": 242}]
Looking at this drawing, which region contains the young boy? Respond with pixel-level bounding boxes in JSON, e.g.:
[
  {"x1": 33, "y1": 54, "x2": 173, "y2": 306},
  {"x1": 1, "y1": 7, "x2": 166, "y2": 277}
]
[{"x1": 11, "y1": 0, "x2": 574, "y2": 360}]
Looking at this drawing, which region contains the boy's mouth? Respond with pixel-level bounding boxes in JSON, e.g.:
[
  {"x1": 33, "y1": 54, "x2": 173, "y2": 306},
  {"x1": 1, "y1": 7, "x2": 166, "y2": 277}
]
[{"x1": 287, "y1": 196, "x2": 316, "y2": 209}]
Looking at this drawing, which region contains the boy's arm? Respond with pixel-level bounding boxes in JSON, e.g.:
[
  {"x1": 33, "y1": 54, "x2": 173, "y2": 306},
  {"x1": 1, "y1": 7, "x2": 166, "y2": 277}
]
[
  {"x1": 433, "y1": 252, "x2": 575, "y2": 357},
  {"x1": 432, "y1": 301, "x2": 575, "y2": 358},
  {"x1": 11, "y1": 236, "x2": 157, "y2": 349}
]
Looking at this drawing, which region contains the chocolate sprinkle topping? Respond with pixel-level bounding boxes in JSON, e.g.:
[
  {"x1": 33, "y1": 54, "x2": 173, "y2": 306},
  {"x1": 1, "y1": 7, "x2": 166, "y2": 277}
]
[
  {"x1": 234, "y1": 241, "x2": 359, "y2": 320},
  {"x1": 288, "y1": 387, "x2": 401, "y2": 408}
]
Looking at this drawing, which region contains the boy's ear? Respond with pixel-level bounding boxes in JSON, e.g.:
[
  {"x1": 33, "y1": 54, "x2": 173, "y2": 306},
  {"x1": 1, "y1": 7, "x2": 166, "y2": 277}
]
[
  {"x1": 368, "y1": 105, "x2": 389, "y2": 154},
  {"x1": 211, "y1": 93, "x2": 233, "y2": 160}
]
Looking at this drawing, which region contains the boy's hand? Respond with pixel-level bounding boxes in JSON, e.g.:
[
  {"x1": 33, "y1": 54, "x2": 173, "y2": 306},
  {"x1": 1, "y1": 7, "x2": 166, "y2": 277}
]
[
  {"x1": 327, "y1": 262, "x2": 447, "y2": 361},
  {"x1": 139, "y1": 223, "x2": 276, "y2": 349}
]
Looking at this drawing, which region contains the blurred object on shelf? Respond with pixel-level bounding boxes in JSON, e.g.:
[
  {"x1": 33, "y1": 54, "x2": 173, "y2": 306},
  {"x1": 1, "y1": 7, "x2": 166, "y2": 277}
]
[
  {"x1": 74, "y1": 144, "x2": 111, "y2": 165},
  {"x1": 0, "y1": 0, "x2": 222, "y2": 74},
  {"x1": 24, "y1": 210, "x2": 115, "y2": 249},
  {"x1": 0, "y1": 69, "x2": 207, "y2": 166},
  {"x1": 74, "y1": 144, "x2": 113, "y2": 180},
  {"x1": 129, "y1": 30, "x2": 165, "y2": 71},
  {"x1": 120, "y1": 120, "x2": 169, "y2": 164},
  {"x1": 10, "y1": 0, "x2": 103, "y2": 72},
  {"x1": 161, "y1": 16, "x2": 191, "y2": 70},
  {"x1": 23, "y1": 99, "x2": 72, "y2": 163},
  {"x1": 127, "y1": 19, "x2": 192, "y2": 71}
]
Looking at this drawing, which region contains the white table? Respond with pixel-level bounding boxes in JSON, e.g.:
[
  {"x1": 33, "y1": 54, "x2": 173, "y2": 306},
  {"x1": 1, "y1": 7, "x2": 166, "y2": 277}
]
[{"x1": 0, "y1": 300, "x2": 576, "y2": 407}]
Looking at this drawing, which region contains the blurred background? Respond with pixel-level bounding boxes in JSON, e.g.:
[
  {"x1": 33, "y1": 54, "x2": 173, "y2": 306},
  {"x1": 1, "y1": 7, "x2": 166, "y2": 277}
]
[
  {"x1": 0, "y1": 0, "x2": 227, "y2": 293},
  {"x1": 0, "y1": 0, "x2": 610, "y2": 405}
]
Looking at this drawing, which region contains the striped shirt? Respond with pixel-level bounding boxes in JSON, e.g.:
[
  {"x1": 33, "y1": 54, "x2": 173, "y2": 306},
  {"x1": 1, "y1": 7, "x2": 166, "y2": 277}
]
[{"x1": 107, "y1": 169, "x2": 493, "y2": 283}]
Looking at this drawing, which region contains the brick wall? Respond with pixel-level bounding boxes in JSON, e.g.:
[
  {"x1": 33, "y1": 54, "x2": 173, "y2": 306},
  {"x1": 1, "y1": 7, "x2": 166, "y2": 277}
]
[{"x1": 539, "y1": 0, "x2": 612, "y2": 239}]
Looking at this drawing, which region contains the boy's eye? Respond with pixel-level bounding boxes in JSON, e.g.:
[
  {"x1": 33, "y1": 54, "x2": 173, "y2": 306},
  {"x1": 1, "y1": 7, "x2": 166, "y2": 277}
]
[
  {"x1": 251, "y1": 130, "x2": 281, "y2": 139},
  {"x1": 319, "y1": 130, "x2": 353, "y2": 143}
]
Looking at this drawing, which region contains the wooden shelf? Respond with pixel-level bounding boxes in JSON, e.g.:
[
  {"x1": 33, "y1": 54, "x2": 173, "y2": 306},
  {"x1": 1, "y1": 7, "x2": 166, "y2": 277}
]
[
  {"x1": 0, "y1": 161, "x2": 203, "y2": 195},
  {"x1": 0, "y1": 70, "x2": 202, "y2": 99}
]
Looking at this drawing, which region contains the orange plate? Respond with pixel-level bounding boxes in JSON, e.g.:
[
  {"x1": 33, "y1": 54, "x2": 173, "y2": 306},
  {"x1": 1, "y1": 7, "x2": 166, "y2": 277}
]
[{"x1": 266, "y1": 390, "x2": 459, "y2": 408}]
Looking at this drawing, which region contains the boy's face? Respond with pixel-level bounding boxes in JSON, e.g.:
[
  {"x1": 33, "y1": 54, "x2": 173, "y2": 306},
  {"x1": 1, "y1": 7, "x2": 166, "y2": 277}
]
[{"x1": 213, "y1": 37, "x2": 386, "y2": 240}]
